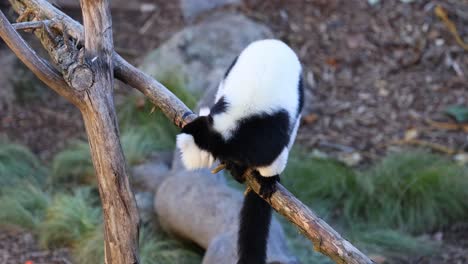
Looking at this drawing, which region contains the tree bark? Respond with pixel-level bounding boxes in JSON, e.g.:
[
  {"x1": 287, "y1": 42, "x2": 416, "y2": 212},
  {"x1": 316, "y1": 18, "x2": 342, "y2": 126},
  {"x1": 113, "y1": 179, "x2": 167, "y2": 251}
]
[{"x1": 78, "y1": 1, "x2": 140, "y2": 263}]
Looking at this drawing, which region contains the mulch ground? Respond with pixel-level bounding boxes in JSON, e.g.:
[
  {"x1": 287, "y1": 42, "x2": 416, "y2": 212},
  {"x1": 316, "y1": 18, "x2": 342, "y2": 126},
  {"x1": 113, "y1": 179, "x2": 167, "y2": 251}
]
[
  {"x1": 241, "y1": 0, "x2": 468, "y2": 162},
  {"x1": 0, "y1": 0, "x2": 467, "y2": 263},
  {"x1": 0, "y1": 229, "x2": 71, "y2": 264}
]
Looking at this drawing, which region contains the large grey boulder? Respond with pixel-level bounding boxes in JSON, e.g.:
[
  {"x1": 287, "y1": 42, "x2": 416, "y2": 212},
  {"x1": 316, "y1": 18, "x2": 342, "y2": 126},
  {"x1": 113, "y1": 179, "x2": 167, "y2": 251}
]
[
  {"x1": 155, "y1": 172, "x2": 299, "y2": 264},
  {"x1": 180, "y1": 0, "x2": 241, "y2": 21},
  {"x1": 140, "y1": 12, "x2": 273, "y2": 96}
]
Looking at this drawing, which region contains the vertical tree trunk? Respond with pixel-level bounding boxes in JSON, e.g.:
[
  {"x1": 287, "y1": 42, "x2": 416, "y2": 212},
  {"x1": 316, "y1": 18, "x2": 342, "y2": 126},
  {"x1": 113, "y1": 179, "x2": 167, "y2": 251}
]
[{"x1": 78, "y1": 1, "x2": 140, "y2": 263}]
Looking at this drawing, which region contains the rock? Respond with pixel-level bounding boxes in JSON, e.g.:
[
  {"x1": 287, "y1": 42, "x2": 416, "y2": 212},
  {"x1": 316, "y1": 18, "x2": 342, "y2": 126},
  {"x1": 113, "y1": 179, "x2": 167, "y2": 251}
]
[
  {"x1": 135, "y1": 191, "x2": 155, "y2": 223},
  {"x1": 155, "y1": 171, "x2": 297, "y2": 263},
  {"x1": 155, "y1": 171, "x2": 235, "y2": 248},
  {"x1": 131, "y1": 162, "x2": 170, "y2": 192},
  {"x1": 203, "y1": 228, "x2": 299, "y2": 264},
  {"x1": 140, "y1": 12, "x2": 273, "y2": 95},
  {"x1": 180, "y1": 0, "x2": 241, "y2": 21}
]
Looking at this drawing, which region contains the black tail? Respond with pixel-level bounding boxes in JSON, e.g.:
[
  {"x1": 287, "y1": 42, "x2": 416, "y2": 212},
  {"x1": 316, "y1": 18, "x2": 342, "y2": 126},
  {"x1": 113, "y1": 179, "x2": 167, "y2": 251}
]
[{"x1": 237, "y1": 190, "x2": 272, "y2": 264}]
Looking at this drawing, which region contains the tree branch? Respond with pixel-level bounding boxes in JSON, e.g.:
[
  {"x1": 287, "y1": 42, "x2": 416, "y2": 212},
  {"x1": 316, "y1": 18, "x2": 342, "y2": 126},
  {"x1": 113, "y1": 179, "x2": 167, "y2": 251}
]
[
  {"x1": 8, "y1": 0, "x2": 197, "y2": 128},
  {"x1": 1, "y1": 1, "x2": 374, "y2": 263},
  {"x1": 78, "y1": 0, "x2": 140, "y2": 263},
  {"x1": 12, "y1": 19, "x2": 52, "y2": 30}
]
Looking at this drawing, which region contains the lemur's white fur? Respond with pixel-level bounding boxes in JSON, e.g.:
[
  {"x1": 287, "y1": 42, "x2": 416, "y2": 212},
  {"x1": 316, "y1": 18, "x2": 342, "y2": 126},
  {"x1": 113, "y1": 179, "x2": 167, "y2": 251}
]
[
  {"x1": 257, "y1": 147, "x2": 289, "y2": 177},
  {"x1": 177, "y1": 39, "x2": 301, "y2": 175},
  {"x1": 176, "y1": 133, "x2": 214, "y2": 169},
  {"x1": 212, "y1": 39, "x2": 301, "y2": 140},
  {"x1": 288, "y1": 115, "x2": 301, "y2": 149}
]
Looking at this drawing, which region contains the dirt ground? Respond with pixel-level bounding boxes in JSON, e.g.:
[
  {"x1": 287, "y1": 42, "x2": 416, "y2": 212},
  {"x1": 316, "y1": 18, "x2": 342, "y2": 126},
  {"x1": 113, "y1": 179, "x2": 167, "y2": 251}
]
[
  {"x1": 0, "y1": 0, "x2": 467, "y2": 263},
  {"x1": 241, "y1": 0, "x2": 468, "y2": 162},
  {"x1": 0, "y1": 229, "x2": 70, "y2": 264}
]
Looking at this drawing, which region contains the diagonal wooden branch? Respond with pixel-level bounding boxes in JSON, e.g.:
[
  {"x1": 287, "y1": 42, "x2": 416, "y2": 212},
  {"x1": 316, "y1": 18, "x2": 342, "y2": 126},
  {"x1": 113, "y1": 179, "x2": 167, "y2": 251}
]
[
  {"x1": 12, "y1": 19, "x2": 52, "y2": 30},
  {"x1": 9, "y1": 0, "x2": 197, "y2": 128},
  {"x1": 1, "y1": 1, "x2": 374, "y2": 263}
]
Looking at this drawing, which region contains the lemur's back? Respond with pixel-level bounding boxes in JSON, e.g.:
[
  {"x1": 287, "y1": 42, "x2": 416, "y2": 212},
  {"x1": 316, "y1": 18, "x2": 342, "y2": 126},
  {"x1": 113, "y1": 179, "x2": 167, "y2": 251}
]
[{"x1": 212, "y1": 39, "x2": 302, "y2": 140}]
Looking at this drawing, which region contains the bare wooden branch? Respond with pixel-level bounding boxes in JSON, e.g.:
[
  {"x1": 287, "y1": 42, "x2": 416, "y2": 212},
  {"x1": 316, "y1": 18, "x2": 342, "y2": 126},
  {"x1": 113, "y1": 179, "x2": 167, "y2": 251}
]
[
  {"x1": 113, "y1": 54, "x2": 197, "y2": 127},
  {"x1": 12, "y1": 19, "x2": 51, "y2": 30},
  {"x1": 2, "y1": 1, "x2": 375, "y2": 263},
  {"x1": 78, "y1": 0, "x2": 140, "y2": 263},
  {"x1": 8, "y1": 0, "x2": 197, "y2": 127}
]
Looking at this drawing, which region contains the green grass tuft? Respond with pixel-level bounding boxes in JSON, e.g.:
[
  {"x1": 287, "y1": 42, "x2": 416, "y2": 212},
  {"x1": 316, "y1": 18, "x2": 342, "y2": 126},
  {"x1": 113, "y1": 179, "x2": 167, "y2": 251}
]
[
  {"x1": 346, "y1": 150, "x2": 468, "y2": 233},
  {"x1": 284, "y1": 149, "x2": 468, "y2": 234},
  {"x1": 0, "y1": 184, "x2": 49, "y2": 230},
  {"x1": 0, "y1": 140, "x2": 46, "y2": 187},
  {"x1": 139, "y1": 227, "x2": 202, "y2": 264},
  {"x1": 50, "y1": 140, "x2": 94, "y2": 186},
  {"x1": 73, "y1": 225, "x2": 202, "y2": 264},
  {"x1": 73, "y1": 225, "x2": 104, "y2": 264},
  {"x1": 282, "y1": 149, "x2": 357, "y2": 218},
  {"x1": 117, "y1": 95, "x2": 180, "y2": 151},
  {"x1": 350, "y1": 228, "x2": 435, "y2": 258},
  {"x1": 39, "y1": 188, "x2": 101, "y2": 248},
  {"x1": 282, "y1": 148, "x2": 467, "y2": 261},
  {"x1": 121, "y1": 130, "x2": 160, "y2": 165},
  {"x1": 50, "y1": 130, "x2": 166, "y2": 186}
]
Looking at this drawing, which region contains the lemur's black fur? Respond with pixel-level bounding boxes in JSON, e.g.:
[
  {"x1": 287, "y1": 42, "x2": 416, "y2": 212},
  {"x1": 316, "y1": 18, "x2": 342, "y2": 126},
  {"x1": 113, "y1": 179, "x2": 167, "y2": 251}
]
[{"x1": 180, "y1": 50, "x2": 303, "y2": 264}]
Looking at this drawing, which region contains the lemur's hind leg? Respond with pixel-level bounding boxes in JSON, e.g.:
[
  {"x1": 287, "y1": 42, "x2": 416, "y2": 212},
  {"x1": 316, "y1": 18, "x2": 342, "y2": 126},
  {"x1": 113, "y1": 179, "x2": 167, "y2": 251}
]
[
  {"x1": 224, "y1": 161, "x2": 248, "y2": 183},
  {"x1": 252, "y1": 171, "x2": 280, "y2": 200}
]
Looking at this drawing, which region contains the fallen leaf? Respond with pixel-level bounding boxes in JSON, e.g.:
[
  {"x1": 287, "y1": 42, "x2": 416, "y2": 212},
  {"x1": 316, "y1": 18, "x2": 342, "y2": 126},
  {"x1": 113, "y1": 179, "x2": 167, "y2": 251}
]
[
  {"x1": 303, "y1": 113, "x2": 319, "y2": 124},
  {"x1": 445, "y1": 105, "x2": 468, "y2": 123},
  {"x1": 404, "y1": 128, "x2": 419, "y2": 141},
  {"x1": 325, "y1": 57, "x2": 339, "y2": 68}
]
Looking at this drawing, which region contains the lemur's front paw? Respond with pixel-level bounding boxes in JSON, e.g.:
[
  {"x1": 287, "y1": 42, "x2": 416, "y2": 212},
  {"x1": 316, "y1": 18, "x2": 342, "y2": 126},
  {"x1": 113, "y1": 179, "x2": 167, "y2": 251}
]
[
  {"x1": 254, "y1": 172, "x2": 280, "y2": 200},
  {"x1": 224, "y1": 161, "x2": 247, "y2": 183}
]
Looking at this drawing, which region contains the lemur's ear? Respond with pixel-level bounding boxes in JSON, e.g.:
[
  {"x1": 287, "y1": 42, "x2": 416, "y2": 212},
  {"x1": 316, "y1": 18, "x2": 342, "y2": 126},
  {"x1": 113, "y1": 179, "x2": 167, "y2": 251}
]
[{"x1": 199, "y1": 107, "x2": 210, "y2": 116}]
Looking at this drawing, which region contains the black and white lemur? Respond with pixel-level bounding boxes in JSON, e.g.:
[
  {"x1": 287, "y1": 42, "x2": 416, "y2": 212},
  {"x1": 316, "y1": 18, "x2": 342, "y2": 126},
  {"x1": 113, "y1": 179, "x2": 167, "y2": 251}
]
[{"x1": 176, "y1": 39, "x2": 303, "y2": 264}]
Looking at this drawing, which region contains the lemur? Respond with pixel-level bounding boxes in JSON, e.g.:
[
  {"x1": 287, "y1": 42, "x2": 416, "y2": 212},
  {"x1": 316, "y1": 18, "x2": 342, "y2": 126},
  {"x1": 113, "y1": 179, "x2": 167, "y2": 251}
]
[{"x1": 176, "y1": 39, "x2": 303, "y2": 264}]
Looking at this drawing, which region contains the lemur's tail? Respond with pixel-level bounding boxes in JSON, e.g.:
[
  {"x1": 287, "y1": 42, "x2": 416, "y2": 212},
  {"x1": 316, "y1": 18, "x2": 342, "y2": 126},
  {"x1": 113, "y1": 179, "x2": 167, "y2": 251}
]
[{"x1": 237, "y1": 190, "x2": 272, "y2": 264}]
